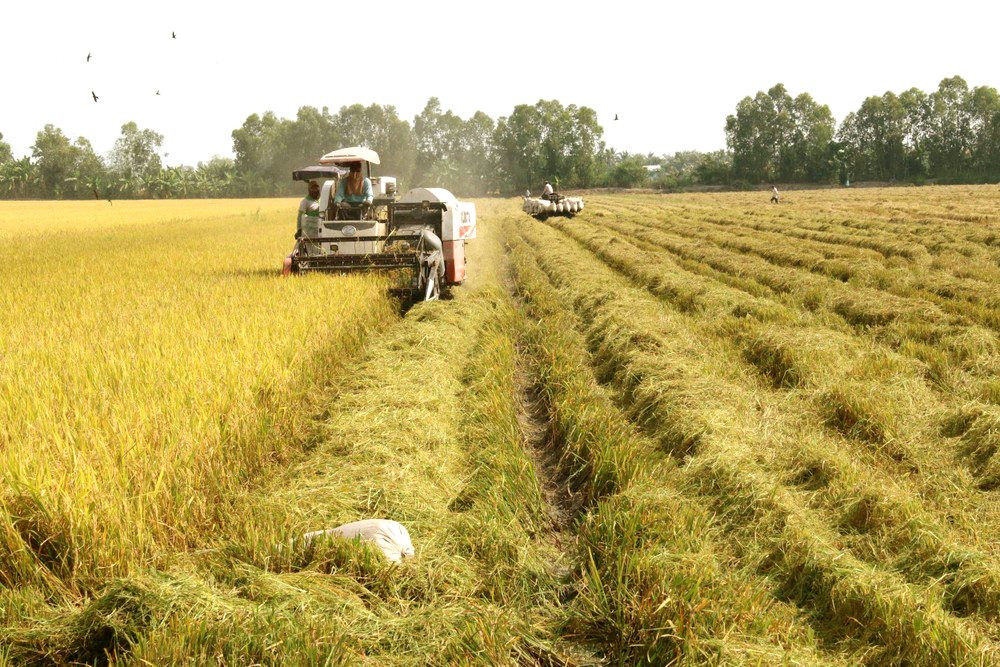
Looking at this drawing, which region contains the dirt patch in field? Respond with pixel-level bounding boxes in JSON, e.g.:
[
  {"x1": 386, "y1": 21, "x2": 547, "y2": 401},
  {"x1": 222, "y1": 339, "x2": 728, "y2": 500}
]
[{"x1": 514, "y1": 357, "x2": 584, "y2": 542}]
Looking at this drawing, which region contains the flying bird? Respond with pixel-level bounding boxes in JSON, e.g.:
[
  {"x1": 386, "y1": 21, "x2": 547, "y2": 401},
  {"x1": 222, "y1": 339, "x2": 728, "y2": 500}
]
[
  {"x1": 156, "y1": 90, "x2": 160, "y2": 95},
  {"x1": 86, "y1": 52, "x2": 92, "y2": 62},
  {"x1": 91, "y1": 187, "x2": 112, "y2": 205},
  {"x1": 91, "y1": 91, "x2": 98, "y2": 103},
  {"x1": 614, "y1": 114, "x2": 619, "y2": 121},
  {"x1": 172, "y1": 31, "x2": 176, "y2": 38}
]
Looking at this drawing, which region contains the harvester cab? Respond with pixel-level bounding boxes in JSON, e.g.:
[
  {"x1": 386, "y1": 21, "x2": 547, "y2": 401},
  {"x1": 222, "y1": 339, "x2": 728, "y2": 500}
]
[{"x1": 283, "y1": 147, "x2": 476, "y2": 303}]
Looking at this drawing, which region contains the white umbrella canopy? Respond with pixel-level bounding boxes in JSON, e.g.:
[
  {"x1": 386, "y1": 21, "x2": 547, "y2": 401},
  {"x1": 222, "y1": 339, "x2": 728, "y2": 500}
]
[{"x1": 319, "y1": 146, "x2": 381, "y2": 165}]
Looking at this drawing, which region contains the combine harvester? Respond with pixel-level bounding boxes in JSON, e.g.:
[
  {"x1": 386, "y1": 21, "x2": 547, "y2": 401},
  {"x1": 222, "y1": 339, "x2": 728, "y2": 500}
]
[
  {"x1": 283, "y1": 147, "x2": 476, "y2": 302},
  {"x1": 522, "y1": 192, "x2": 584, "y2": 219}
]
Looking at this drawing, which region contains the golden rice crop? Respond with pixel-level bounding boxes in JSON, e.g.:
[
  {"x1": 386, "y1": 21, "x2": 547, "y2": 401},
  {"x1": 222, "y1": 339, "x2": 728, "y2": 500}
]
[
  {"x1": 0, "y1": 199, "x2": 396, "y2": 590},
  {"x1": 3, "y1": 187, "x2": 1000, "y2": 664}
]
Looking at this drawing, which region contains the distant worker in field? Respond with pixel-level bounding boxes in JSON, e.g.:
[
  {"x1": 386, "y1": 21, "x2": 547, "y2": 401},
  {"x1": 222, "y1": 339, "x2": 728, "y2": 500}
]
[
  {"x1": 297, "y1": 180, "x2": 322, "y2": 254},
  {"x1": 335, "y1": 162, "x2": 374, "y2": 218},
  {"x1": 770, "y1": 185, "x2": 780, "y2": 204},
  {"x1": 541, "y1": 180, "x2": 554, "y2": 200}
]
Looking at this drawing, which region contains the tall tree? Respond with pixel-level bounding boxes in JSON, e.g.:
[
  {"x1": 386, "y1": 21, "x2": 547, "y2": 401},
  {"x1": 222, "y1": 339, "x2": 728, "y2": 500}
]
[
  {"x1": 0, "y1": 132, "x2": 12, "y2": 164},
  {"x1": 413, "y1": 97, "x2": 463, "y2": 184},
  {"x1": 278, "y1": 106, "x2": 339, "y2": 178},
  {"x1": 926, "y1": 76, "x2": 974, "y2": 177},
  {"x1": 412, "y1": 99, "x2": 496, "y2": 194},
  {"x1": 726, "y1": 84, "x2": 835, "y2": 183},
  {"x1": 108, "y1": 122, "x2": 163, "y2": 195},
  {"x1": 967, "y1": 85, "x2": 1000, "y2": 178},
  {"x1": 0, "y1": 157, "x2": 37, "y2": 198},
  {"x1": 331, "y1": 103, "x2": 416, "y2": 185},
  {"x1": 492, "y1": 99, "x2": 604, "y2": 193},
  {"x1": 232, "y1": 111, "x2": 284, "y2": 191},
  {"x1": 31, "y1": 125, "x2": 85, "y2": 198},
  {"x1": 837, "y1": 92, "x2": 908, "y2": 181},
  {"x1": 64, "y1": 137, "x2": 107, "y2": 199}
]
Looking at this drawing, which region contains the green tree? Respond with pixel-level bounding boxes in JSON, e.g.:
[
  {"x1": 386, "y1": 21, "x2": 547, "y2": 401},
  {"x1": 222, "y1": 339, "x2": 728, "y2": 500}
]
[
  {"x1": 63, "y1": 137, "x2": 108, "y2": 199},
  {"x1": 0, "y1": 157, "x2": 37, "y2": 198},
  {"x1": 413, "y1": 99, "x2": 496, "y2": 195},
  {"x1": 694, "y1": 150, "x2": 733, "y2": 185},
  {"x1": 492, "y1": 99, "x2": 604, "y2": 193},
  {"x1": 926, "y1": 76, "x2": 974, "y2": 177},
  {"x1": 837, "y1": 92, "x2": 908, "y2": 181},
  {"x1": 31, "y1": 125, "x2": 93, "y2": 198},
  {"x1": 413, "y1": 97, "x2": 464, "y2": 184},
  {"x1": 967, "y1": 85, "x2": 1000, "y2": 178},
  {"x1": 108, "y1": 122, "x2": 163, "y2": 195},
  {"x1": 0, "y1": 132, "x2": 12, "y2": 164},
  {"x1": 232, "y1": 111, "x2": 284, "y2": 192},
  {"x1": 607, "y1": 155, "x2": 648, "y2": 188},
  {"x1": 331, "y1": 103, "x2": 416, "y2": 185},
  {"x1": 726, "y1": 84, "x2": 835, "y2": 183}
]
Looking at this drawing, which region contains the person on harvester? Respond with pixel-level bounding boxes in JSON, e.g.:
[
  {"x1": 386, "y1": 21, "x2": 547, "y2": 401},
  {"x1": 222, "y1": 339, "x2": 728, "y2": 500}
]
[
  {"x1": 297, "y1": 180, "x2": 322, "y2": 254},
  {"x1": 541, "y1": 180, "x2": 554, "y2": 201},
  {"x1": 334, "y1": 162, "x2": 374, "y2": 218}
]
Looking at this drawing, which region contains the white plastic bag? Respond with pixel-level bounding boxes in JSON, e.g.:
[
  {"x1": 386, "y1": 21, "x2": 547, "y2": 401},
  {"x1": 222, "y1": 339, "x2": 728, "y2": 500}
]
[{"x1": 303, "y1": 519, "x2": 415, "y2": 563}]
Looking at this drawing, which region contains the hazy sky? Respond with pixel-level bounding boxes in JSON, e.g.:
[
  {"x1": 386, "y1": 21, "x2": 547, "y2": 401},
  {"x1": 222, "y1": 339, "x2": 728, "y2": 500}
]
[{"x1": 1, "y1": 0, "x2": 997, "y2": 166}]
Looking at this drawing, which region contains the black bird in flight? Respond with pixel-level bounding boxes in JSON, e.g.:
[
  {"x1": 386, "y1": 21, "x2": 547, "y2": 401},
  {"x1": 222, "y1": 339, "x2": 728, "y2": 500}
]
[
  {"x1": 91, "y1": 187, "x2": 112, "y2": 205},
  {"x1": 614, "y1": 114, "x2": 619, "y2": 121},
  {"x1": 172, "y1": 31, "x2": 176, "y2": 38},
  {"x1": 156, "y1": 90, "x2": 161, "y2": 95},
  {"x1": 92, "y1": 91, "x2": 99, "y2": 103},
  {"x1": 86, "y1": 52, "x2": 92, "y2": 62}
]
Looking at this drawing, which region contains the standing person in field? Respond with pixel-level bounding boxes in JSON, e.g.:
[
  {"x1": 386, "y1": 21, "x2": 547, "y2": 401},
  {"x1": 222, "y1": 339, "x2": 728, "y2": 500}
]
[
  {"x1": 770, "y1": 185, "x2": 780, "y2": 204},
  {"x1": 541, "y1": 180, "x2": 554, "y2": 200},
  {"x1": 334, "y1": 162, "x2": 374, "y2": 218},
  {"x1": 297, "y1": 180, "x2": 322, "y2": 254}
]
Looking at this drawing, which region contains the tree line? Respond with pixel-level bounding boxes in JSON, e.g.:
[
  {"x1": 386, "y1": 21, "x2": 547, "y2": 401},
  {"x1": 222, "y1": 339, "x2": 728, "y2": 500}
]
[
  {"x1": 0, "y1": 99, "x2": 614, "y2": 199},
  {"x1": 724, "y1": 76, "x2": 1000, "y2": 186},
  {"x1": 2, "y1": 75, "x2": 998, "y2": 199}
]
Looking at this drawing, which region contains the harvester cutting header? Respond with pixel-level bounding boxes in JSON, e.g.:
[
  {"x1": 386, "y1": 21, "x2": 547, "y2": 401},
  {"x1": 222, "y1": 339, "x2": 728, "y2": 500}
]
[{"x1": 284, "y1": 147, "x2": 476, "y2": 302}]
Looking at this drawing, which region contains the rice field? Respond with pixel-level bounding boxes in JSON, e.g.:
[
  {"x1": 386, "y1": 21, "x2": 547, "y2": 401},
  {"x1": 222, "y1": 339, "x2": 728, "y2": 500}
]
[{"x1": 1, "y1": 186, "x2": 999, "y2": 664}]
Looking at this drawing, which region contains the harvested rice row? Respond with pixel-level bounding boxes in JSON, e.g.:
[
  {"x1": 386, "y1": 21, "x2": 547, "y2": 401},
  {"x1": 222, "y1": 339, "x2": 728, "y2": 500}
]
[
  {"x1": 600, "y1": 207, "x2": 1000, "y2": 408},
  {"x1": 644, "y1": 214, "x2": 1000, "y2": 327},
  {"x1": 504, "y1": 220, "x2": 840, "y2": 665},
  {"x1": 651, "y1": 203, "x2": 980, "y2": 263},
  {"x1": 586, "y1": 211, "x2": 999, "y2": 398},
  {"x1": 577, "y1": 213, "x2": 1000, "y2": 387},
  {"x1": 634, "y1": 208, "x2": 992, "y2": 322},
  {"x1": 542, "y1": 215, "x2": 1000, "y2": 623},
  {"x1": 695, "y1": 211, "x2": 1000, "y2": 280},
  {"x1": 519, "y1": 218, "x2": 998, "y2": 663},
  {"x1": 585, "y1": 193, "x2": 1000, "y2": 275}
]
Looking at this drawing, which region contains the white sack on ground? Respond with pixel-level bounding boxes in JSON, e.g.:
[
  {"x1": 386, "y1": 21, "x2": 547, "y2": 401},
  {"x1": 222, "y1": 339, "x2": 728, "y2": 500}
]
[{"x1": 303, "y1": 519, "x2": 415, "y2": 562}]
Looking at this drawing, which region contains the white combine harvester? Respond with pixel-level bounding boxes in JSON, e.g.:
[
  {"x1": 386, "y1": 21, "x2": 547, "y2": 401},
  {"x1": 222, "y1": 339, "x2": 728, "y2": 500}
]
[
  {"x1": 283, "y1": 147, "x2": 476, "y2": 302},
  {"x1": 522, "y1": 192, "x2": 585, "y2": 219}
]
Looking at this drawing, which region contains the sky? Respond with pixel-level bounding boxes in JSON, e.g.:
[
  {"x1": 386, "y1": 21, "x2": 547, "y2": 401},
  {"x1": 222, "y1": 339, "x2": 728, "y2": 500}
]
[{"x1": 1, "y1": 0, "x2": 998, "y2": 166}]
